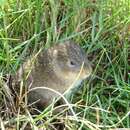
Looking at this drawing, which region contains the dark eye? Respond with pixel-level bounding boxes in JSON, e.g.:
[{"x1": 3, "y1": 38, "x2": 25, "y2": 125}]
[
  {"x1": 68, "y1": 60, "x2": 76, "y2": 67},
  {"x1": 70, "y1": 61, "x2": 75, "y2": 66}
]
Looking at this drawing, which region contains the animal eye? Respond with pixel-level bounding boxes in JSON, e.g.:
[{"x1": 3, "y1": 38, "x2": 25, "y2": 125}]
[
  {"x1": 70, "y1": 61, "x2": 75, "y2": 66},
  {"x1": 68, "y1": 60, "x2": 76, "y2": 67}
]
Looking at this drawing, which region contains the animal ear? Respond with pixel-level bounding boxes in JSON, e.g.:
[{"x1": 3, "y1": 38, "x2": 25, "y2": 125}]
[
  {"x1": 53, "y1": 49, "x2": 58, "y2": 57},
  {"x1": 52, "y1": 49, "x2": 59, "y2": 64}
]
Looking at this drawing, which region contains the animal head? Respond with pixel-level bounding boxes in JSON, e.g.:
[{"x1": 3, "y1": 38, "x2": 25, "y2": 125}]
[{"x1": 50, "y1": 41, "x2": 92, "y2": 82}]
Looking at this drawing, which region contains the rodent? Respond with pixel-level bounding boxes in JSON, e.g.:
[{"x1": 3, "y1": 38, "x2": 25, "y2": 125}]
[{"x1": 26, "y1": 40, "x2": 92, "y2": 109}]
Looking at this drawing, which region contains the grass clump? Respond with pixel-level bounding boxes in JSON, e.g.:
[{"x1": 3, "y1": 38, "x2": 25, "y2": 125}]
[{"x1": 0, "y1": 0, "x2": 130, "y2": 130}]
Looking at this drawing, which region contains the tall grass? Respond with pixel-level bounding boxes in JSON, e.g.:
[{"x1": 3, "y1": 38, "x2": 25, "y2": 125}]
[{"x1": 0, "y1": 0, "x2": 130, "y2": 129}]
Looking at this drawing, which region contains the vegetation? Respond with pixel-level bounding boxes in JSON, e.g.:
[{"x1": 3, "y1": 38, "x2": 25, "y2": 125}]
[{"x1": 0, "y1": 0, "x2": 130, "y2": 129}]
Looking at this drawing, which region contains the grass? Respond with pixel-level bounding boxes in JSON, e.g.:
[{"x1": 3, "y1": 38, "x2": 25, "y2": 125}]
[{"x1": 0, "y1": 0, "x2": 130, "y2": 129}]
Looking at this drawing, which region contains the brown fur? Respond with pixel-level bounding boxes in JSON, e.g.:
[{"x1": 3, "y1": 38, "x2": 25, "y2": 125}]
[{"x1": 27, "y1": 40, "x2": 92, "y2": 109}]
